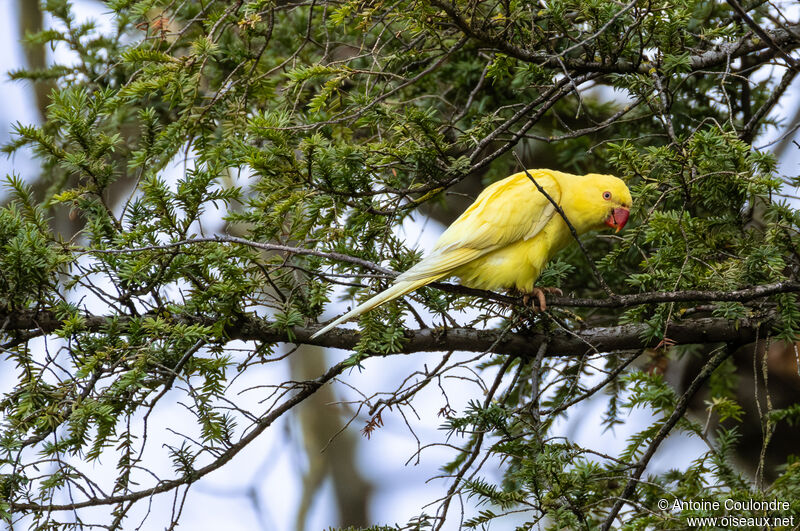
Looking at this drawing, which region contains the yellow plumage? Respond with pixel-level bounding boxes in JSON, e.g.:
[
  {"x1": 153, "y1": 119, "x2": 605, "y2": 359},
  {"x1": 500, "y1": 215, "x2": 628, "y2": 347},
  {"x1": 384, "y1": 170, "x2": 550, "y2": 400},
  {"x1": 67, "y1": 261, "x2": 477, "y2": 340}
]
[{"x1": 311, "y1": 169, "x2": 632, "y2": 338}]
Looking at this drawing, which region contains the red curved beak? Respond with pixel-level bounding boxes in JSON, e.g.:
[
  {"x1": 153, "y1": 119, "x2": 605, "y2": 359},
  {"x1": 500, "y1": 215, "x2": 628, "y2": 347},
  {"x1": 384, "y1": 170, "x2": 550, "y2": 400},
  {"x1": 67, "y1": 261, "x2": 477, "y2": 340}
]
[{"x1": 604, "y1": 207, "x2": 630, "y2": 232}]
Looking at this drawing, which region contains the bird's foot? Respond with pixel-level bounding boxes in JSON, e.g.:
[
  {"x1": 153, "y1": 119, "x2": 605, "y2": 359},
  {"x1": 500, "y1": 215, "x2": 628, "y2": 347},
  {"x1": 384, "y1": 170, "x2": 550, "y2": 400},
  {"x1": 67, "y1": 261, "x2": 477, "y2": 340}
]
[
  {"x1": 654, "y1": 336, "x2": 676, "y2": 350},
  {"x1": 522, "y1": 287, "x2": 563, "y2": 311}
]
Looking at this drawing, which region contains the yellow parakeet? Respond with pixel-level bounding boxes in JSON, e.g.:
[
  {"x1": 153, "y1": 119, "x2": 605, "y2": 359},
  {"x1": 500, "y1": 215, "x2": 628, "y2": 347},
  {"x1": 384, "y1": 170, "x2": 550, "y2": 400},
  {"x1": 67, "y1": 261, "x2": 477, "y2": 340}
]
[{"x1": 311, "y1": 169, "x2": 632, "y2": 338}]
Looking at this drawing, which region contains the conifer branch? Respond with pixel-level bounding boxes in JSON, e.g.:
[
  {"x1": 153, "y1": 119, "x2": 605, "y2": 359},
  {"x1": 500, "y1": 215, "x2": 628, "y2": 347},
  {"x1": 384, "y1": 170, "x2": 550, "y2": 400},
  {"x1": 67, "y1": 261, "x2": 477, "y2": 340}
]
[{"x1": 0, "y1": 308, "x2": 774, "y2": 357}]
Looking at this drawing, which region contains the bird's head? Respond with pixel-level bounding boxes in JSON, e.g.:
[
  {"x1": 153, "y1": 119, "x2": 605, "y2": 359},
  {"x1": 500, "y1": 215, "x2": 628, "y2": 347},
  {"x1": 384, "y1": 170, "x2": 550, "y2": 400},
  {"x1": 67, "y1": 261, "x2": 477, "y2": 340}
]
[{"x1": 570, "y1": 174, "x2": 632, "y2": 233}]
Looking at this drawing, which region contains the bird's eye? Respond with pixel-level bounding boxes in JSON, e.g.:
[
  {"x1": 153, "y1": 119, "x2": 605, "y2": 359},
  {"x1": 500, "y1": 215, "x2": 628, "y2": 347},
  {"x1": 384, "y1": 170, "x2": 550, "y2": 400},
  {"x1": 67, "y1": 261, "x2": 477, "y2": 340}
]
[{"x1": 602, "y1": 191, "x2": 612, "y2": 200}]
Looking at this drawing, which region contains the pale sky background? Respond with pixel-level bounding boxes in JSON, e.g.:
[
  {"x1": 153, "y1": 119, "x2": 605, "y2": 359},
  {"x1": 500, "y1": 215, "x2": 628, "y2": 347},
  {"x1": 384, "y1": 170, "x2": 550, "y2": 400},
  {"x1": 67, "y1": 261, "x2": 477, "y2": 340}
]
[{"x1": 1, "y1": 2, "x2": 799, "y2": 530}]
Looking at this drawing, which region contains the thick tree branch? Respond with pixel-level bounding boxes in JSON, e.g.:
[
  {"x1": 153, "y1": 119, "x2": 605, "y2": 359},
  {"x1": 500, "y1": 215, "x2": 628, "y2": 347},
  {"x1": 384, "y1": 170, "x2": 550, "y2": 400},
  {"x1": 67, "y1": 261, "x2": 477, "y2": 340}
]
[
  {"x1": 3, "y1": 311, "x2": 766, "y2": 515},
  {"x1": 0, "y1": 309, "x2": 772, "y2": 357}
]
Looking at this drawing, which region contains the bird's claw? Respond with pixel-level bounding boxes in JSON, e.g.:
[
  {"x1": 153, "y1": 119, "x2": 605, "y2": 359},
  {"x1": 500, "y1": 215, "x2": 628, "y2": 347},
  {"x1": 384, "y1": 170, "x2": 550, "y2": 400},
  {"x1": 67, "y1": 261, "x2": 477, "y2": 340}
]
[
  {"x1": 654, "y1": 336, "x2": 676, "y2": 350},
  {"x1": 522, "y1": 287, "x2": 563, "y2": 311}
]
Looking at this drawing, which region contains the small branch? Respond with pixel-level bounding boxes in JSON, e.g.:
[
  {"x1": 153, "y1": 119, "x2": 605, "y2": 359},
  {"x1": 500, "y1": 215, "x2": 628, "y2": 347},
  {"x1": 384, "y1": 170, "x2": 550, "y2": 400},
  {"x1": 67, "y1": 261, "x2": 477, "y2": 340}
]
[
  {"x1": 79, "y1": 236, "x2": 800, "y2": 308},
  {"x1": 9, "y1": 356, "x2": 350, "y2": 513},
  {"x1": 725, "y1": 0, "x2": 799, "y2": 69},
  {"x1": 80, "y1": 235, "x2": 394, "y2": 277},
  {"x1": 430, "y1": 0, "x2": 800, "y2": 75},
  {"x1": 600, "y1": 345, "x2": 736, "y2": 530},
  {"x1": 542, "y1": 281, "x2": 800, "y2": 307},
  {"x1": 467, "y1": 73, "x2": 603, "y2": 174},
  {"x1": 433, "y1": 354, "x2": 517, "y2": 530},
  {"x1": 558, "y1": 0, "x2": 638, "y2": 57},
  {"x1": 741, "y1": 66, "x2": 798, "y2": 142},
  {"x1": 540, "y1": 349, "x2": 642, "y2": 416}
]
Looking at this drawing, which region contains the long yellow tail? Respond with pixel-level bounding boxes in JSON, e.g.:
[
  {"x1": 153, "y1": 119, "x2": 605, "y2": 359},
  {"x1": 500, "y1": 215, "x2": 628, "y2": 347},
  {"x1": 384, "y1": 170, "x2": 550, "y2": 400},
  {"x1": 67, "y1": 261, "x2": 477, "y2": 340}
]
[{"x1": 310, "y1": 276, "x2": 436, "y2": 339}]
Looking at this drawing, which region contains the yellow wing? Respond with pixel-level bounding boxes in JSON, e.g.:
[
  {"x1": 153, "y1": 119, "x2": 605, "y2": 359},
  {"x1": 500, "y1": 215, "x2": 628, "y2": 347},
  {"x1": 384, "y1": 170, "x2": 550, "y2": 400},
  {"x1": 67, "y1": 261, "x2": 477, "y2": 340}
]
[
  {"x1": 397, "y1": 170, "x2": 561, "y2": 282},
  {"x1": 310, "y1": 170, "x2": 561, "y2": 338}
]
